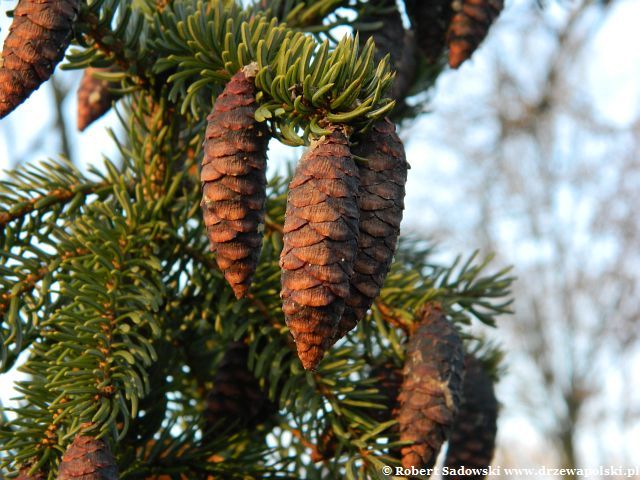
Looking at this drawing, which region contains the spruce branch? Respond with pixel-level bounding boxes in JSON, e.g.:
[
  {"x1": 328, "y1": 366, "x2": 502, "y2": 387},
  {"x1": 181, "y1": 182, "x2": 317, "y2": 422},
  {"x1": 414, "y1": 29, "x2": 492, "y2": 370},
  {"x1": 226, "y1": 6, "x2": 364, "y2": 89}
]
[
  {"x1": 0, "y1": 159, "x2": 110, "y2": 229},
  {"x1": 152, "y1": 1, "x2": 394, "y2": 143},
  {"x1": 68, "y1": 1, "x2": 150, "y2": 90}
]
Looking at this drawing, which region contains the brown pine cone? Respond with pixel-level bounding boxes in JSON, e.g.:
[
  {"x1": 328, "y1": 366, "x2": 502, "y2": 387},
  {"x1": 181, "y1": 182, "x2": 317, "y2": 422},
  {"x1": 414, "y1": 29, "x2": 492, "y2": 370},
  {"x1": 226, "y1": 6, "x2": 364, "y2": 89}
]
[
  {"x1": 397, "y1": 305, "x2": 464, "y2": 469},
  {"x1": 0, "y1": 0, "x2": 80, "y2": 118},
  {"x1": 370, "y1": 361, "x2": 403, "y2": 423},
  {"x1": 358, "y1": 0, "x2": 416, "y2": 101},
  {"x1": 404, "y1": 0, "x2": 454, "y2": 63},
  {"x1": 77, "y1": 68, "x2": 118, "y2": 132},
  {"x1": 444, "y1": 355, "x2": 498, "y2": 478},
  {"x1": 205, "y1": 341, "x2": 276, "y2": 431},
  {"x1": 201, "y1": 66, "x2": 269, "y2": 299},
  {"x1": 57, "y1": 435, "x2": 118, "y2": 480},
  {"x1": 333, "y1": 119, "x2": 408, "y2": 343},
  {"x1": 447, "y1": 0, "x2": 504, "y2": 68},
  {"x1": 280, "y1": 129, "x2": 360, "y2": 370}
]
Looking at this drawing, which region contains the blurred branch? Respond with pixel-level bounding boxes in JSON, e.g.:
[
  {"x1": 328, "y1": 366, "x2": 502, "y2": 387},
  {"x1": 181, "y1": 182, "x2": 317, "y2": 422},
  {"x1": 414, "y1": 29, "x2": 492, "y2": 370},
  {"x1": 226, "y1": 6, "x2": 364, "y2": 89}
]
[{"x1": 50, "y1": 76, "x2": 74, "y2": 163}]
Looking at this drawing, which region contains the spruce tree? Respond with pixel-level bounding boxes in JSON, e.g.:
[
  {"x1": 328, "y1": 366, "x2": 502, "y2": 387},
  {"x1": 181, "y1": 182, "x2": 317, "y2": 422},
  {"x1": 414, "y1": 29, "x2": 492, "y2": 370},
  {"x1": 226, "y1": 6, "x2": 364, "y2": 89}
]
[{"x1": 0, "y1": 0, "x2": 510, "y2": 478}]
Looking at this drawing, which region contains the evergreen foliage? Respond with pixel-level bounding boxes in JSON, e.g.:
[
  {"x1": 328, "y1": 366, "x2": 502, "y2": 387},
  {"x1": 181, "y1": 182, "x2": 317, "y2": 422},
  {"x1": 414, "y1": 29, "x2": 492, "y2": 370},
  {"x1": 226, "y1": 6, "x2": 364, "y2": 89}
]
[{"x1": 1, "y1": 0, "x2": 510, "y2": 478}]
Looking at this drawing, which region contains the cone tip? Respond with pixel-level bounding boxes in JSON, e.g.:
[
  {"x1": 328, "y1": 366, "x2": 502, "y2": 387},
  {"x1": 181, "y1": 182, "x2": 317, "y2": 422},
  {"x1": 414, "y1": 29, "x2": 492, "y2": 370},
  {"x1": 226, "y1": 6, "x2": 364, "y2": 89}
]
[{"x1": 297, "y1": 344, "x2": 325, "y2": 371}]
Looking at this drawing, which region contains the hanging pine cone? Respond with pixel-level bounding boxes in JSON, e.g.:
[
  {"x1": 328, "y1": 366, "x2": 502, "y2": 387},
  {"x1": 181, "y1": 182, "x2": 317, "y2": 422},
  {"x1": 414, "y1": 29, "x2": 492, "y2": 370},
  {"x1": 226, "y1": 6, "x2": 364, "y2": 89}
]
[
  {"x1": 77, "y1": 67, "x2": 118, "y2": 132},
  {"x1": 280, "y1": 128, "x2": 360, "y2": 371},
  {"x1": 205, "y1": 341, "x2": 276, "y2": 431},
  {"x1": 332, "y1": 119, "x2": 408, "y2": 344},
  {"x1": 57, "y1": 435, "x2": 118, "y2": 480},
  {"x1": 397, "y1": 304, "x2": 464, "y2": 469},
  {"x1": 358, "y1": 0, "x2": 416, "y2": 101},
  {"x1": 444, "y1": 355, "x2": 498, "y2": 478},
  {"x1": 404, "y1": 0, "x2": 454, "y2": 63},
  {"x1": 446, "y1": 0, "x2": 504, "y2": 68},
  {"x1": 0, "y1": 0, "x2": 80, "y2": 118},
  {"x1": 201, "y1": 65, "x2": 269, "y2": 299},
  {"x1": 370, "y1": 361, "x2": 403, "y2": 423}
]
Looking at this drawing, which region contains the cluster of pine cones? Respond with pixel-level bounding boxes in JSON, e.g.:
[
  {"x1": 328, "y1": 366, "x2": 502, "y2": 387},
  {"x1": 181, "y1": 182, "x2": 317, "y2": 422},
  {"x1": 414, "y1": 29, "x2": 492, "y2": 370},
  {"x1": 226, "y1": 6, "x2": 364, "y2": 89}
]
[
  {"x1": 1, "y1": 0, "x2": 503, "y2": 477},
  {"x1": 0, "y1": 0, "x2": 504, "y2": 122},
  {"x1": 395, "y1": 305, "x2": 498, "y2": 474},
  {"x1": 200, "y1": 66, "x2": 409, "y2": 371},
  {"x1": 291, "y1": 305, "x2": 499, "y2": 476}
]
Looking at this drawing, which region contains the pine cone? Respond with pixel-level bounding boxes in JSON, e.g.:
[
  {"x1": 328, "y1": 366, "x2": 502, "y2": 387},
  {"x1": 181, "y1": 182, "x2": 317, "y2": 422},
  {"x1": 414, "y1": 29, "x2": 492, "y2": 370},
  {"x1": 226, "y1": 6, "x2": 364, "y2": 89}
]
[
  {"x1": 205, "y1": 341, "x2": 276, "y2": 431},
  {"x1": 280, "y1": 129, "x2": 360, "y2": 370},
  {"x1": 446, "y1": 0, "x2": 504, "y2": 68},
  {"x1": 359, "y1": 0, "x2": 416, "y2": 101},
  {"x1": 404, "y1": 0, "x2": 454, "y2": 63},
  {"x1": 397, "y1": 305, "x2": 464, "y2": 469},
  {"x1": 0, "y1": 0, "x2": 80, "y2": 118},
  {"x1": 77, "y1": 67, "x2": 118, "y2": 132},
  {"x1": 57, "y1": 435, "x2": 118, "y2": 480},
  {"x1": 201, "y1": 66, "x2": 269, "y2": 299},
  {"x1": 444, "y1": 356, "x2": 498, "y2": 478},
  {"x1": 370, "y1": 361, "x2": 403, "y2": 423},
  {"x1": 333, "y1": 119, "x2": 408, "y2": 343}
]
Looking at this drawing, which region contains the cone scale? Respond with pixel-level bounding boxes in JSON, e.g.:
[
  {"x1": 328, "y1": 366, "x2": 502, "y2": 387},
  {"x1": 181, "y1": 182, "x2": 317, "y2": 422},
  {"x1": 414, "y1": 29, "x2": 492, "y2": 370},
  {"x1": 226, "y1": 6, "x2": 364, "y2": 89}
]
[
  {"x1": 444, "y1": 355, "x2": 498, "y2": 479},
  {"x1": 0, "y1": 0, "x2": 80, "y2": 118},
  {"x1": 280, "y1": 129, "x2": 360, "y2": 370},
  {"x1": 447, "y1": 0, "x2": 504, "y2": 68},
  {"x1": 397, "y1": 305, "x2": 465, "y2": 469},
  {"x1": 201, "y1": 66, "x2": 269, "y2": 299},
  {"x1": 57, "y1": 435, "x2": 118, "y2": 480},
  {"x1": 333, "y1": 119, "x2": 408, "y2": 344}
]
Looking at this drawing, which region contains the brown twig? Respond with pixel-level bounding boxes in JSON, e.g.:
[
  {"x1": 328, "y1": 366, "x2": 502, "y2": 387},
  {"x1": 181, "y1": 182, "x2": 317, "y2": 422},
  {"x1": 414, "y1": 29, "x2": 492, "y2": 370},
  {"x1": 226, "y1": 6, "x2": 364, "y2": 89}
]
[
  {"x1": 0, "y1": 248, "x2": 88, "y2": 315},
  {"x1": 0, "y1": 182, "x2": 109, "y2": 228}
]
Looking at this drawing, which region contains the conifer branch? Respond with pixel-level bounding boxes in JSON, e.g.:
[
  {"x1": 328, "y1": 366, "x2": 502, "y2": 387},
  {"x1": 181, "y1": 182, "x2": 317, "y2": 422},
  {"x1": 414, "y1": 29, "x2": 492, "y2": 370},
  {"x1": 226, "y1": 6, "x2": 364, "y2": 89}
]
[
  {"x1": 74, "y1": 4, "x2": 150, "y2": 89},
  {"x1": 0, "y1": 182, "x2": 109, "y2": 228}
]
